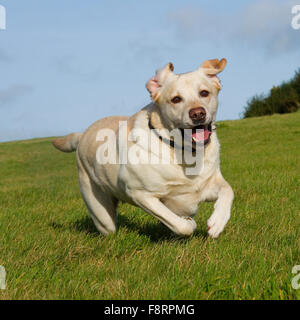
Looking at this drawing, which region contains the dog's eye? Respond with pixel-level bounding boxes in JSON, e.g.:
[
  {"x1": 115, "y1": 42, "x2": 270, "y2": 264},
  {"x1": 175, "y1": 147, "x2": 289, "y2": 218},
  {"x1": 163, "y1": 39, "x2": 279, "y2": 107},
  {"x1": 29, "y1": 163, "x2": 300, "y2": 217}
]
[
  {"x1": 171, "y1": 96, "x2": 182, "y2": 104},
  {"x1": 199, "y1": 90, "x2": 209, "y2": 98}
]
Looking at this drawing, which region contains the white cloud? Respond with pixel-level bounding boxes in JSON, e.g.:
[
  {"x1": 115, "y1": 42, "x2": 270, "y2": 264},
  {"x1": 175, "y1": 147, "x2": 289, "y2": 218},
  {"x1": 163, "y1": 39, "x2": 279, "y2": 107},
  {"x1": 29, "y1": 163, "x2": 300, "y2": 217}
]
[
  {"x1": 0, "y1": 85, "x2": 33, "y2": 107},
  {"x1": 54, "y1": 55, "x2": 102, "y2": 82},
  {"x1": 127, "y1": 36, "x2": 177, "y2": 64},
  {"x1": 168, "y1": 0, "x2": 300, "y2": 55}
]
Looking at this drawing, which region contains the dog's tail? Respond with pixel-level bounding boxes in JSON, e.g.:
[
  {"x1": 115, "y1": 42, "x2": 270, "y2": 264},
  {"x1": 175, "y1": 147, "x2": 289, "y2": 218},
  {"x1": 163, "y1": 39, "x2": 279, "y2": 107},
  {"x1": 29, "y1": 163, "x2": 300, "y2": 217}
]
[{"x1": 52, "y1": 132, "x2": 82, "y2": 153}]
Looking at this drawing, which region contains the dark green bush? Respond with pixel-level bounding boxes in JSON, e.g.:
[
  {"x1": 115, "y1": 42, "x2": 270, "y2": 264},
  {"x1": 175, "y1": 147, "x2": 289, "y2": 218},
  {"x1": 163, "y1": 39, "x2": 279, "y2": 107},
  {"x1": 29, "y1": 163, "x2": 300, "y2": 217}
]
[
  {"x1": 243, "y1": 69, "x2": 300, "y2": 118},
  {"x1": 290, "y1": 70, "x2": 300, "y2": 97}
]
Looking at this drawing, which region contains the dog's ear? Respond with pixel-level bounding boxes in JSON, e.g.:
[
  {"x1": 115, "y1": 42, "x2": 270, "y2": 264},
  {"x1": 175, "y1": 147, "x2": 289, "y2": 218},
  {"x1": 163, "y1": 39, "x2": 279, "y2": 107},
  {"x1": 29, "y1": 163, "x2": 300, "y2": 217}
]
[
  {"x1": 146, "y1": 62, "x2": 174, "y2": 101},
  {"x1": 201, "y1": 58, "x2": 227, "y2": 76},
  {"x1": 200, "y1": 58, "x2": 227, "y2": 90}
]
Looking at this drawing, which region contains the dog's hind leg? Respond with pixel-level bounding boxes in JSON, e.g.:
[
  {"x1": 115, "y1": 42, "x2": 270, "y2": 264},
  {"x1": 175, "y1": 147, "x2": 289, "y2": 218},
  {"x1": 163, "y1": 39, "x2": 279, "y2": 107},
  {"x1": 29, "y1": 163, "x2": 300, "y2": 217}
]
[{"x1": 77, "y1": 161, "x2": 118, "y2": 236}]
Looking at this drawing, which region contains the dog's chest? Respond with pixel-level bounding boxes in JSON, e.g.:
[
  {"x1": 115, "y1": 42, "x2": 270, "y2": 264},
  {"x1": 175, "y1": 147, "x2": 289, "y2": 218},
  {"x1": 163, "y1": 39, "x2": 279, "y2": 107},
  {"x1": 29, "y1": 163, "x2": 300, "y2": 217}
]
[
  {"x1": 159, "y1": 170, "x2": 212, "y2": 216},
  {"x1": 122, "y1": 161, "x2": 214, "y2": 216}
]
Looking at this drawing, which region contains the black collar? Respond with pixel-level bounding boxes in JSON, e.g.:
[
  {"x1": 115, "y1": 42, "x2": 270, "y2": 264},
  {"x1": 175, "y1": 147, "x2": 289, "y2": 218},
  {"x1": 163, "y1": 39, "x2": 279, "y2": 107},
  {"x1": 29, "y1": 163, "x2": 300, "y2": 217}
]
[
  {"x1": 148, "y1": 118, "x2": 187, "y2": 151},
  {"x1": 148, "y1": 117, "x2": 214, "y2": 152}
]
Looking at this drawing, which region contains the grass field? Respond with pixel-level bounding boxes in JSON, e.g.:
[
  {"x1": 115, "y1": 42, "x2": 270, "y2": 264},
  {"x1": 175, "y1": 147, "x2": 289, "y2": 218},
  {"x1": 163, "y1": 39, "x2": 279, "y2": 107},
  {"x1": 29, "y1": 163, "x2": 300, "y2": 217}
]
[{"x1": 0, "y1": 112, "x2": 299, "y2": 300}]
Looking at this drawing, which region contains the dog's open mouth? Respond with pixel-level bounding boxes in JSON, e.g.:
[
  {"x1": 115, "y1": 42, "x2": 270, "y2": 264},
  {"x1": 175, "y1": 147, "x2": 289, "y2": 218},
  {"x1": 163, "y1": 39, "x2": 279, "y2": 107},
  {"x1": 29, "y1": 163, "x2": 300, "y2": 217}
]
[{"x1": 180, "y1": 123, "x2": 212, "y2": 146}]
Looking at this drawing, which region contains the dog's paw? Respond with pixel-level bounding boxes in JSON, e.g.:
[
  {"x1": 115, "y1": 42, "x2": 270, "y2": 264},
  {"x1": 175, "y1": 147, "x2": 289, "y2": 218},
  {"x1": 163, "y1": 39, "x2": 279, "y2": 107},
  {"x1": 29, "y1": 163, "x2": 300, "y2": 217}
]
[
  {"x1": 207, "y1": 210, "x2": 230, "y2": 238},
  {"x1": 176, "y1": 217, "x2": 197, "y2": 237}
]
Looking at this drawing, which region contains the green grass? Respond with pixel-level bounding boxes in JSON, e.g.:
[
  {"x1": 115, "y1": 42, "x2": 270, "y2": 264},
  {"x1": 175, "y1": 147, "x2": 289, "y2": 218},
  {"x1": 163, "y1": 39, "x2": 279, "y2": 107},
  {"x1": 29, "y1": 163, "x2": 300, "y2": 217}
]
[{"x1": 0, "y1": 112, "x2": 299, "y2": 300}]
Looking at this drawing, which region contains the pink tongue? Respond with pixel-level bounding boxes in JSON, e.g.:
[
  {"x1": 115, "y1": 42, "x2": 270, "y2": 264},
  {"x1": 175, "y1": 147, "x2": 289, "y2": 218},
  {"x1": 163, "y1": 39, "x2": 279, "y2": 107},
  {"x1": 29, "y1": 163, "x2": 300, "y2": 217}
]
[{"x1": 192, "y1": 128, "x2": 210, "y2": 142}]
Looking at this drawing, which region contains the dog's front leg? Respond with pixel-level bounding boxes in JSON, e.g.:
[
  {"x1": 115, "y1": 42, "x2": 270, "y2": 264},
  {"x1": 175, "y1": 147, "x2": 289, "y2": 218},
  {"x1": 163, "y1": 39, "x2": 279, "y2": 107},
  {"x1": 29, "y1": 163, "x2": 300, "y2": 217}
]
[
  {"x1": 207, "y1": 173, "x2": 234, "y2": 238},
  {"x1": 130, "y1": 192, "x2": 197, "y2": 237}
]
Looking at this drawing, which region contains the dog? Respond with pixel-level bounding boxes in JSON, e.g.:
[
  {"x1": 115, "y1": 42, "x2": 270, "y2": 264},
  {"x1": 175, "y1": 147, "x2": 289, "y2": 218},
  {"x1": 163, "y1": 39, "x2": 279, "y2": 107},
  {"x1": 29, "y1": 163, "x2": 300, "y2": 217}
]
[{"x1": 52, "y1": 58, "x2": 234, "y2": 238}]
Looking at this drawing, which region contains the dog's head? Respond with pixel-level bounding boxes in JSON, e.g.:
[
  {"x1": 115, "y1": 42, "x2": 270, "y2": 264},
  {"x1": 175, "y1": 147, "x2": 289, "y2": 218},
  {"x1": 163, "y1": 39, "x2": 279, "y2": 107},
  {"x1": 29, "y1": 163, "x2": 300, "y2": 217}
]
[{"x1": 146, "y1": 58, "x2": 227, "y2": 144}]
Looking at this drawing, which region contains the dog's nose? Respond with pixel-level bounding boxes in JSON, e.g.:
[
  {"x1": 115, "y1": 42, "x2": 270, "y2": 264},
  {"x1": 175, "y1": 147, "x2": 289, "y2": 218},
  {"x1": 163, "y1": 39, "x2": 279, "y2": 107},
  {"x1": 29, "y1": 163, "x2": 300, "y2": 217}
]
[{"x1": 189, "y1": 107, "x2": 206, "y2": 123}]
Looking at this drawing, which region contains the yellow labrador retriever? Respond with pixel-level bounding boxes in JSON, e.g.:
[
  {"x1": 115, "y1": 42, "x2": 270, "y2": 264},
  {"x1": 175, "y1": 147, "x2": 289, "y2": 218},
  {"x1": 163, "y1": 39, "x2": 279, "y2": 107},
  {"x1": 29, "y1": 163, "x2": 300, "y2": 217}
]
[{"x1": 53, "y1": 58, "x2": 234, "y2": 238}]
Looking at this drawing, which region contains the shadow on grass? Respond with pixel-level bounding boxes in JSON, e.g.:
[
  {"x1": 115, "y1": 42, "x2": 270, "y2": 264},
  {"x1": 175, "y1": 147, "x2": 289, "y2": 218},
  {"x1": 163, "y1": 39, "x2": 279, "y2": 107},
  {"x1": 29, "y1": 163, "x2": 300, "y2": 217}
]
[
  {"x1": 49, "y1": 214, "x2": 208, "y2": 243},
  {"x1": 118, "y1": 214, "x2": 208, "y2": 243},
  {"x1": 49, "y1": 216, "x2": 100, "y2": 238}
]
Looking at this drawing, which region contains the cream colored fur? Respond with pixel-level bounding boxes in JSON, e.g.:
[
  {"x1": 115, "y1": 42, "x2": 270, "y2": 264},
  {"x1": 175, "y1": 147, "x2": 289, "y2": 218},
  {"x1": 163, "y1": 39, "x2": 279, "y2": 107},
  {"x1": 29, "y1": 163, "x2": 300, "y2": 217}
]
[{"x1": 53, "y1": 59, "x2": 234, "y2": 238}]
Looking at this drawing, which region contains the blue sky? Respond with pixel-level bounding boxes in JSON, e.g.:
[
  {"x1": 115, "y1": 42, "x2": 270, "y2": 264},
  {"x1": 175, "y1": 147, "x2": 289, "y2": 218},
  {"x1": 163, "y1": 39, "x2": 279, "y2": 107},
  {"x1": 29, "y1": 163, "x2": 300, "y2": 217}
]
[{"x1": 0, "y1": 0, "x2": 299, "y2": 141}]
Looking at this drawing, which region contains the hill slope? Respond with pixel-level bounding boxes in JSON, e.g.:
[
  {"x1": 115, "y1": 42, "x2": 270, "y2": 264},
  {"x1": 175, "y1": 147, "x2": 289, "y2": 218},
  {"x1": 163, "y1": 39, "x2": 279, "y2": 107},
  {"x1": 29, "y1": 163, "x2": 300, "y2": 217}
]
[{"x1": 0, "y1": 112, "x2": 299, "y2": 299}]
